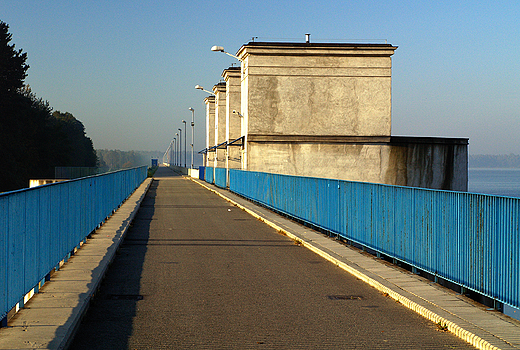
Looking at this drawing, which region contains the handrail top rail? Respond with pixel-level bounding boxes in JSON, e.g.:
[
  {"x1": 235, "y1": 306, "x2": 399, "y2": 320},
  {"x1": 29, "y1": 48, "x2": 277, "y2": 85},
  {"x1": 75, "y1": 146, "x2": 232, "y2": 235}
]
[
  {"x1": 228, "y1": 168, "x2": 520, "y2": 200},
  {"x1": 0, "y1": 165, "x2": 147, "y2": 197}
]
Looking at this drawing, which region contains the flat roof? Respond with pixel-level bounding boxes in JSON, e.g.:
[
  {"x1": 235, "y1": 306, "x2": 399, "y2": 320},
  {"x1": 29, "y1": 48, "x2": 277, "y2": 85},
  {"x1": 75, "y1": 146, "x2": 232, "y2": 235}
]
[
  {"x1": 236, "y1": 41, "x2": 398, "y2": 57},
  {"x1": 242, "y1": 41, "x2": 396, "y2": 49}
]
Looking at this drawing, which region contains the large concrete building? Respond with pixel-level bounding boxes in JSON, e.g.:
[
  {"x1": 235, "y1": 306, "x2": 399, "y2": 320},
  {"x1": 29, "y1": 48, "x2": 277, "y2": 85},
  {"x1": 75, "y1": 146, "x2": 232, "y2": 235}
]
[{"x1": 202, "y1": 39, "x2": 468, "y2": 191}]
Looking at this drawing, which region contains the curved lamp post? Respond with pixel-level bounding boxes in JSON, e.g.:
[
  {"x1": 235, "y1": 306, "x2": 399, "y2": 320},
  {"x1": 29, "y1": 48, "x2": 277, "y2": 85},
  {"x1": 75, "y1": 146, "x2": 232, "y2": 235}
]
[
  {"x1": 174, "y1": 134, "x2": 178, "y2": 166},
  {"x1": 182, "y1": 120, "x2": 187, "y2": 167},
  {"x1": 178, "y1": 128, "x2": 182, "y2": 167},
  {"x1": 172, "y1": 137, "x2": 176, "y2": 166},
  {"x1": 194, "y1": 85, "x2": 215, "y2": 95},
  {"x1": 194, "y1": 86, "x2": 216, "y2": 170},
  {"x1": 188, "y1": 107, "x2": 194, "y2": 169},
  {"x1": 210, "y1": 46, "x2": 243, "y2": 62}
]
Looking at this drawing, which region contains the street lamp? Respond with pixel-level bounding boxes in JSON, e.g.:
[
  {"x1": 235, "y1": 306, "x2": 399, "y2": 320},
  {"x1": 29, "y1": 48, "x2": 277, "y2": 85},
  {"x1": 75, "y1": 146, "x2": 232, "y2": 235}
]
[
  {"x1": 171, "y1": 139, "x2": 175, "y2": 166},
  {"x1": 195, "y1": 85, "x2": 215, "y2": 95},
  {"x1": 182, "y1": 120, "x2": 187, "y2": 167},
  {"x1": 174, "y1": 135, "x2": 178, "y2": 166},
  {"x1": 211, "y1": 46, "x2": 243, "y2": 62},
  {"x1": 188, "y1": 107, "x2": 194, "y2": 169},
  {"x1": 178, "y1": 128, "x2": 182, "y2": 168}
]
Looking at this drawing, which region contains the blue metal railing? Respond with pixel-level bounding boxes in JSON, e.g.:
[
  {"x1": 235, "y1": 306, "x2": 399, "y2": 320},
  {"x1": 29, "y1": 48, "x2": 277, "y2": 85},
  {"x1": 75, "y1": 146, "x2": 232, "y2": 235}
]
[
  {"x1": 214, "y1": 168, "x2": 227, "y2": 188},
  {"x1": 226, "y1": 169, "x2": 520, "y2": 310},
  {"x1": 0, "y1": 166, "x2": 147, "y2": 322},
  {"x1": 205, "y1": 167, "x2": 214, "y2": 184}
]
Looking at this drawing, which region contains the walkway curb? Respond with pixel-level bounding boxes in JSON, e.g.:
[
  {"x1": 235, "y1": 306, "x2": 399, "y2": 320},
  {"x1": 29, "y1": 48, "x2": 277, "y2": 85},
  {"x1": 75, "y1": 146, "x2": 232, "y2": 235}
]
[
  {"x1": 0, "y1": 178, "x2": 153, "y2": 350},
  {"x1": 191, "y1": 178, "x2": 520, "y2": 350}
]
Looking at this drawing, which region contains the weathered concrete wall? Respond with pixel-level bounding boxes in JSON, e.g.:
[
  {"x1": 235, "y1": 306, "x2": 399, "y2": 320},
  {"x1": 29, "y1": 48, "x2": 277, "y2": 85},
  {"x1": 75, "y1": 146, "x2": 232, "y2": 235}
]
[
  {"x1": 385, "y1": 137, "x2": 468, "y2": 191},
  {"x1": 237, "y1": 43, "x2": 396, "y2": 138},
  {"x1": 245, "y1": 136, "x2": 468, "y2": 191},
  {"x1": 223, "y1": 67, "x2": 242, "y2": 169},
  {"x1": 204, "y1": 96, "x2": 215, "y2": 167},
  {"x1": 213, "y1": 82, "x2": 227, "y2": 168}
]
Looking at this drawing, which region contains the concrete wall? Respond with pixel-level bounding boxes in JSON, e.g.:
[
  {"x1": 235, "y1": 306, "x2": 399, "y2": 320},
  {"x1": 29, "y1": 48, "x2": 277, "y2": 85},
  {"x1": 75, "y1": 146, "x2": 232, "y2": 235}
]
[
  {"x1": 237, "y1": 42, "x2": 396, "y2": 138},
  {"x1": 223, "y1": 67, "x2": 242, "y2": 169},
  {"x1": 386, "y1": 137, "x2": 468, "y2": 191},
  {"x1": 213, "y1": 82, "x2": 227, "y2": 168},
  {"x1": 188, "y1": 168, "x2": 199, "y2": 178},
  {"x1": 246, "y1": 136, "x2": 468, "y2": 191},
  {"x1": 204, "y1": 96, "x2": 215, "y2": 167}
]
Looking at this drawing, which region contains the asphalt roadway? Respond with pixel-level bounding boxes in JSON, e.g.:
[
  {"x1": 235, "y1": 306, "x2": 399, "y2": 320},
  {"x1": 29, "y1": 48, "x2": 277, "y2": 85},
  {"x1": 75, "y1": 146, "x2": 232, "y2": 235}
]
[{"x1": 70, "y1": 166, "x2": 475, "y2": 349}]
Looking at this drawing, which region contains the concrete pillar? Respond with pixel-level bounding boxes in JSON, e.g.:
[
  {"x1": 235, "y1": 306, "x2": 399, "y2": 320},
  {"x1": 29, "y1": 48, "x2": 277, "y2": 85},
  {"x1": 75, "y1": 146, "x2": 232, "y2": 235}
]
[
  {"x1": 222, "y1": 67, "x2": 242, "y2": 169},
  {"x1": 213, "y1": 82, "x2": 227, "y2": 168},
  {"x1": 237, "y1": 42, "x2": 397, "y2": 139},
  {"x1": 237, "y1": 41, "x2": 397, "y2": 173},
  {"x1": 204, "y1": 95, "x2": 215, "y2": 167}
]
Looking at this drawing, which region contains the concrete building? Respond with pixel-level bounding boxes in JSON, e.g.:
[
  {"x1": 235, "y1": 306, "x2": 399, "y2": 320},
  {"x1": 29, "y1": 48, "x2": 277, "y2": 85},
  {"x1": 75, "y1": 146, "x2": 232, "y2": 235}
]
[
  {"x1": 213, "y1": 82, "x2": 227, "y2": 168},
  {"x1": 222, "y1": 66, "x2": 242, "y2": 170},
  {"x1": 203, "y1": 95, "x2": 215, "y2": 167},
  {"x1": 202, "y1": 39, "x2": 468, "y2": 191}
]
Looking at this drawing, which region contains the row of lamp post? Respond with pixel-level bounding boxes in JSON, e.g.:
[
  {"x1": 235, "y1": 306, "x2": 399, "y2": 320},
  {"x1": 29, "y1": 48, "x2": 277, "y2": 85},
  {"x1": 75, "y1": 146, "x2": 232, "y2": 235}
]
[
  {"x1": 168, "y1": 107, "x2": 194, "y2": 169},
  {"x1": 191, "y1": 46, "x2": 241, "y2": 166},
  {"x1": 167, "y1": 45, "x2": 238, "y2": 169}
]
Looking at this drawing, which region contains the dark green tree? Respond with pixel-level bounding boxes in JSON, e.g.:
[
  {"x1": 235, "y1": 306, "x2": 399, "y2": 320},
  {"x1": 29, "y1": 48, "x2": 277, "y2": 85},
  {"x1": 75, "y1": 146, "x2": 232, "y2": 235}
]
[
  {"x1": 0, "y1": 21, "x2": 34, "y2": 191},
  {"x1": 51, "y1": 111, "x2": 97, "y2": 167},
  {"x1": 0, "y1": 21, "x2": 29, "y2": 98},
  {"x1": 0, "y1": 21, "x2": 98, "y2": 192}
]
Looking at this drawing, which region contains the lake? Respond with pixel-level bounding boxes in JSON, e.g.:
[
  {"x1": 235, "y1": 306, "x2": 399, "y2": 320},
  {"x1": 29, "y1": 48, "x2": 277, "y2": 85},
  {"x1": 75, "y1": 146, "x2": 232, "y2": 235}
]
[{"x1": 468, "y1": 168, "x2": 520, "y2": 198}]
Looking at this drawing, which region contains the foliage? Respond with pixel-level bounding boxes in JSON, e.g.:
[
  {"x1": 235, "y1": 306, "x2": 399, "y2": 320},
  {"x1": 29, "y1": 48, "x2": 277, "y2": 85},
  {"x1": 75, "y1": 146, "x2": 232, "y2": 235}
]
[
  {"x1": 0, "y1": 21, "x2": 29, "y2": 96},
  {"x1": 0, "y1": 21, "x2": 97, "y2": 192},
  {"x1": 96, "y1": 149, "x2": 162, "y2": 172},
  {"x1": 52, "y1": 111, "x2": 97, "y2": 167},
  {"x1": 147, "y1": 166, "x2": 158, "y2": 177}
]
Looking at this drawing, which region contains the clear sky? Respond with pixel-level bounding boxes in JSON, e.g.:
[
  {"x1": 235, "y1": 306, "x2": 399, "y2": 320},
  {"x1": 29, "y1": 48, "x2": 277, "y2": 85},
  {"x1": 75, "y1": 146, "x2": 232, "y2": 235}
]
[{"x1": 2, "y1": 0, "x2": 519, "y2": 155}]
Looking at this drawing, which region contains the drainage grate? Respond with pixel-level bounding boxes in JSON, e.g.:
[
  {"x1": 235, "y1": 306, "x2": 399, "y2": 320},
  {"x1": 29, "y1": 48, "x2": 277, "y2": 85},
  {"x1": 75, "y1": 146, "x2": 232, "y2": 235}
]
[
  {"x1": 327, "y1": 295, "x2": 363, "y2": 300},
  {"x1": 107, "y1": 294, "x2": 144, "y2": 301}
]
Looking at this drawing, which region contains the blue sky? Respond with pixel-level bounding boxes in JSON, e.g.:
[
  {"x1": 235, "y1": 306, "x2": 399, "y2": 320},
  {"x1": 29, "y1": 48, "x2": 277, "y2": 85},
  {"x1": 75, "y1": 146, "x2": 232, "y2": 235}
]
[{"x1": 2, "y1": 0, "x2": 519, "y2": 154}]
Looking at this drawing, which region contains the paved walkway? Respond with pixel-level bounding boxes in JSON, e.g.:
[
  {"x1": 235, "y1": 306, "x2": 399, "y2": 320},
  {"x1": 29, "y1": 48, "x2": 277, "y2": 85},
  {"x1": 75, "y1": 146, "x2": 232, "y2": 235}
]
[
  {"x1": 1, "y1": 166, "x2": 519, "y2": 349},
  {"x1": 70, "y1": 167, "x2": 474, "y2": 349}
]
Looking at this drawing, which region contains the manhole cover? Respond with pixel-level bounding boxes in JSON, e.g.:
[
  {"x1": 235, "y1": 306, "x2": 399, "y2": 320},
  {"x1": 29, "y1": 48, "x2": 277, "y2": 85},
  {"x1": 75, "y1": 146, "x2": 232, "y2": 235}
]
[
  {"x1": 107, "y1": 294, "x2": 144, "y2": 301},
  {"x1": 327, "y1": 295, "x2": 363, "y2": 300}
]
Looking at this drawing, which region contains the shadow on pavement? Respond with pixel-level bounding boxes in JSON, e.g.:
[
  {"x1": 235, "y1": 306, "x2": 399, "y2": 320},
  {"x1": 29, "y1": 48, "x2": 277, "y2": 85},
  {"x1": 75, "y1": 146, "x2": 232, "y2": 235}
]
[{"x1": 68, "y1": 180, "x2": 158, "y2": 349}]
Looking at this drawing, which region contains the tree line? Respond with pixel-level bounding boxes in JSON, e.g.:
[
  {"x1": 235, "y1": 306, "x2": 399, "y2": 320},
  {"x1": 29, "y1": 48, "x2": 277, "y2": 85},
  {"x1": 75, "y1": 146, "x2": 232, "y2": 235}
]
[
  {"x1": 0, "y1": 21, "x2": 97, "y2": 192},
  {"x1": 469, "y1": 154, "x2": 520, "y2": 168},
  {"x1": 97, "y1": 149, "x2": 162, "y2": 172}
]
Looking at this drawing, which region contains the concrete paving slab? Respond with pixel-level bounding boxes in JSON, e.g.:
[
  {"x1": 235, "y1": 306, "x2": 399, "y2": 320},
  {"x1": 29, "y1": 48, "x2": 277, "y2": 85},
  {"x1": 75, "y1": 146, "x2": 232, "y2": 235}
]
[
  {"x1": 192, "y1": 178, "x2": 520, "y2": 350},
  {"x1": 18, "y1": 293, "x2": 88, "y2": 309}
]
